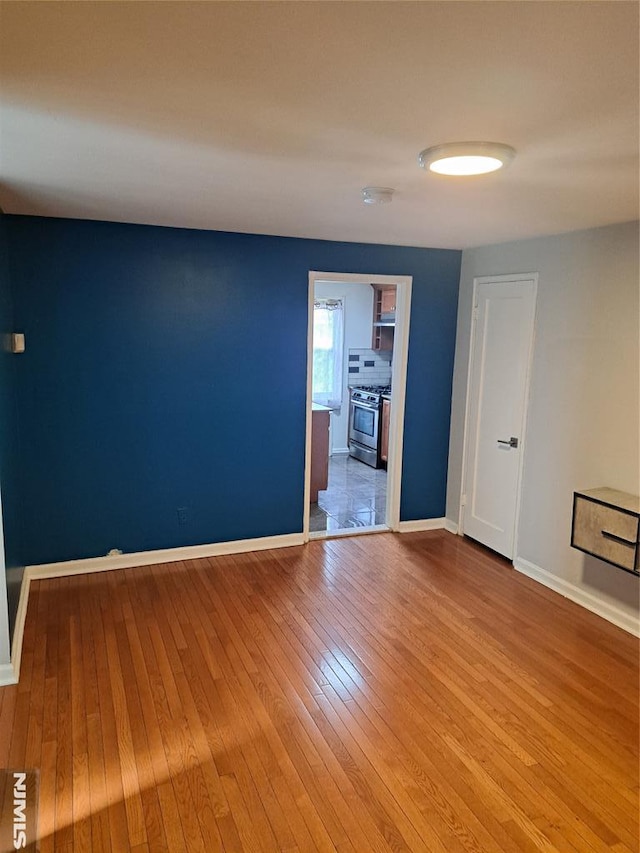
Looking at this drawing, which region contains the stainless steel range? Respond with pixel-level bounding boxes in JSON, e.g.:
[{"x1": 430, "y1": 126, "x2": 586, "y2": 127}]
[{"x1": 348, "y1": 385, "x2": 391, "y2": 468}]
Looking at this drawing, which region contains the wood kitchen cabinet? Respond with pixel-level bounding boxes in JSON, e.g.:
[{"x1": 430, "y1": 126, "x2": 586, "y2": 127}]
[
  {"x1": 379, "y1": 288, "x2": 396, "y2": 316},
  {"x1": 372, "y1": 285, "x2": 396, "y2": 351},
  {"x1": 310, "y1": 405, "x2": 330, "y2": 502},
  {"x1": 380, "y1": 398, "x2": 390, "y2": 465}
]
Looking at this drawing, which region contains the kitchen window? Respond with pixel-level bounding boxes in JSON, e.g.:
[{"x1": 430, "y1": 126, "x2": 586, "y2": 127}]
[{"x1": 312, "y1": 298, "x2": 344, "y2": 411}]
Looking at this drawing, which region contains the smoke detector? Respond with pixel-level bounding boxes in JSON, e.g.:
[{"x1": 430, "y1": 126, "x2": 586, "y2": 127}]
[{"x1": 361, "y1": 187, "x2": 394, "y2": 205}]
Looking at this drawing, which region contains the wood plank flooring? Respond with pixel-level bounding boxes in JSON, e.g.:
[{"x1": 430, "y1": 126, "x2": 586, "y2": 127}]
[{"x1": 0, "y1": 531, "x2": 638, "y2": 852}]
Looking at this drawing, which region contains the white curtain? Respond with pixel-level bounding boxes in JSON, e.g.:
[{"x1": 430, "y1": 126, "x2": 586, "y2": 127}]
[{"x1": 312, "y1": 299, "x2": 344, "y2": 411}]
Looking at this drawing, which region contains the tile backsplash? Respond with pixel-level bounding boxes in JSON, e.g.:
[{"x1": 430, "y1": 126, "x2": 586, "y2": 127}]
[{"x1": 347, "y1": 348, "x2": 392, "y2": 385}]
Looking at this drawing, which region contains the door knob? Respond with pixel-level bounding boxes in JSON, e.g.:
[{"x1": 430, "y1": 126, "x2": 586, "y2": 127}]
[{"x1": 497, "y1": 437, "x2": 518, "y2": 448}]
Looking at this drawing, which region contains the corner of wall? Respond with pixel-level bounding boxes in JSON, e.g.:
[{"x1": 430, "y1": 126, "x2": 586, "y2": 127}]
[
  {"x1": 445, "y1": 253, "x2": 473, "y2": 525},
  {"x1": 0, "y1": 211, "x2": 25, "y2": 657}
]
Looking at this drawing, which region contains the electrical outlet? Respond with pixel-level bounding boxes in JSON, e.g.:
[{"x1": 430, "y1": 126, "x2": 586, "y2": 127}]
[{"x1": 177, "y1": 506, "x2": 189, "y2": 525}]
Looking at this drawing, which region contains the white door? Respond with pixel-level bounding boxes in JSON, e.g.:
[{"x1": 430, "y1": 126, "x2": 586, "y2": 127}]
[{"x1": 462, "y1": 275, "x2": 537, "y2": 558}]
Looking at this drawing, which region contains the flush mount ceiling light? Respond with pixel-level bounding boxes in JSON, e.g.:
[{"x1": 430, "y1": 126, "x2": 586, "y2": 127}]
[
  {"x1": 362, "y1": 186, "x2": 394, "y2": 205},
  {"x1": 418, "y1": 142, "x2": 516, "y2": 176}
]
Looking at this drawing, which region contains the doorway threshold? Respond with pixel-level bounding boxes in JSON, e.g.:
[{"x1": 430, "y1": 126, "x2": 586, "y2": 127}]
[{"x1": 309, "y1": 524, "x2": 389, "y2": 542}]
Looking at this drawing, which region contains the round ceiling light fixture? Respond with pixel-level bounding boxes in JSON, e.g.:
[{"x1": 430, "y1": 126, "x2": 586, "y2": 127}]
[
  {"x1": 418, "y1": 142, "x2": 516, "y2": 176},
  {"x1": 362, "y1": 186, "x2": 395, "y2": 205}
]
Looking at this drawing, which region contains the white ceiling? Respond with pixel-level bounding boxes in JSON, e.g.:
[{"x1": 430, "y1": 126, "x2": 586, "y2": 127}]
[{"x1": 0, "y1": 1, "x2": 638, "y2": 250}]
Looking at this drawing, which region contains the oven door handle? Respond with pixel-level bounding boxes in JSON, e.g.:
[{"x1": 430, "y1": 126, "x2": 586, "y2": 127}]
[{"x1": 351, "y1": 401, "x2": 380, "y2": 411}]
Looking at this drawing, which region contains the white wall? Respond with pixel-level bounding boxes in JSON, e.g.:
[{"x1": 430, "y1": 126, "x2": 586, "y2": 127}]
[
  {"x1": 315, "y1": 281, "x2": 374, "y2": 453},
  {"x1": 447, "y1": 221, "x2": 639, "y2": 625}
]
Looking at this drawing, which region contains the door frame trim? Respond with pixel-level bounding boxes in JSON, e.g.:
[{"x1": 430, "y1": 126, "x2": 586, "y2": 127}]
[
  {"x1": 458, "y1": 272, "x2": 538, "y2": 559},
  {"x1": 304, "y1": 271, "x2": 413, "y2": 541}
]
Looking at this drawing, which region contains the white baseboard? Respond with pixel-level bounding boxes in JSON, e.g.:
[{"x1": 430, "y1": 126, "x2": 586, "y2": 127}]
[
  {"x1": 397, "y1": 518, "x2": 446, "y2": 533},
  {"x1": 27, "y1": 532, "x2": 305, "y2": 580},
  {"x1": 444, "y1": 518, "x2": 459, "y2": 535},
  {"x1": 513, "y1": 557, "x2": 640, "y2": 637},
  {"x1": 330, "y1": 448, "x2": 350, "y2": 456},
  {"x1": 9, "y1": 571, "x2": 31, "y2": 683}
]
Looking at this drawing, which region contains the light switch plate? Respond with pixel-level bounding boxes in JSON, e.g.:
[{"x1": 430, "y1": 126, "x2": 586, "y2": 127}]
[{"x1": 11, "y1": 333, "x2": 25, "y2": 353}]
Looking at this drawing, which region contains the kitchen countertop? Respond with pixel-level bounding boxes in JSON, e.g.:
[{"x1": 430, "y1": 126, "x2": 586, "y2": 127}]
[{"x1": 312, "y1": 403, "x2": 332, "y2": 412}]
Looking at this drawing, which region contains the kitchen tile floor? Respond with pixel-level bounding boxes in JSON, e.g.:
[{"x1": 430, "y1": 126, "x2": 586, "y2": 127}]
[{"x1": 310, "y1": 453, "x2": 387, "y2": 533}]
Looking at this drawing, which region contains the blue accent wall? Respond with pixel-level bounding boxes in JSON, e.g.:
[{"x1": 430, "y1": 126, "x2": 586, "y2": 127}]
[
  {"x1": 6, "y1": 216, "x2": 460, "y2": 565},
  {"x1": 0, "y1": 215, "x2": 24, "y2": 637}
]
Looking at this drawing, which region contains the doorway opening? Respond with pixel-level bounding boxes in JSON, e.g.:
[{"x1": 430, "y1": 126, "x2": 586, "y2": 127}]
[{"x1": 304, "y1": 272, "x2": 412, "y2": 540}]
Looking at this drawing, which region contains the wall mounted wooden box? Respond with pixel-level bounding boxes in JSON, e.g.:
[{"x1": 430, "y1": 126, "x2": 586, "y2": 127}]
[{"x1": 571, "y1": 488, "x2": 639, "y2": 575}]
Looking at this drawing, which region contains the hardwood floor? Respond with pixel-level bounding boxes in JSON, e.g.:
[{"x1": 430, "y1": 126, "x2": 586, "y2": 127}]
[{"x1": 1, "y1": 531, "x2": 638, "y2": 852}]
